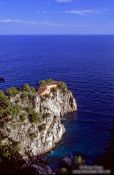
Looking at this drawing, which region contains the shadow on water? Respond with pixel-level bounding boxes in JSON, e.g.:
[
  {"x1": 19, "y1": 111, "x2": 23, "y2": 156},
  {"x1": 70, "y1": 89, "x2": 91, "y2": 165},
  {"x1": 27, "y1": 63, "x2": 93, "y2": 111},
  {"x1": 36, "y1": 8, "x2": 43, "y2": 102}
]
[{"x1": 95, "y1": 119, "x2": 114, "y2": 174}]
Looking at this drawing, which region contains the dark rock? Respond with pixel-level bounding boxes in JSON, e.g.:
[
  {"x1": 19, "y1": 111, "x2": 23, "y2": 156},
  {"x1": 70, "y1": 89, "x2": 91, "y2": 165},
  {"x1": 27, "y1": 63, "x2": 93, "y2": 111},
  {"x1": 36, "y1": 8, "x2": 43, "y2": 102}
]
[
  {"x1": 0, "y1": 77, "x2": 5, "y2": 83},
  {"x1": 62, "y1": 157, "x2": 72, "y2": 167}
]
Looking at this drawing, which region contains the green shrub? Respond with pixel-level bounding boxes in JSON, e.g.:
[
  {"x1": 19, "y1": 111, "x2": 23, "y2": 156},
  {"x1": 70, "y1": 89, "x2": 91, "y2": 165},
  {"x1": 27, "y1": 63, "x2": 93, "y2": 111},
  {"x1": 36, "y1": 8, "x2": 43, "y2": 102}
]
[
  {"x1": 31, "y1": 87, "x2": 36, "y2": 94},
  {"x1": 21, "y1": 86, "x2": 35, "y2": 100},
  {"x1": 38, "y1": 123, "x2": 46, "y2": 131},
  {"x1": 26, "y1": 107, "x2": 35, "y2": 114},
  {"x1": 0, "y1": 141, "x2": 21, "y2": 160},
  {"x1": 28, "y1": 93, "x2": 34, "y2": 100},
  {"x1": 9, "y1": 104, "x2": 21, "y2": 117},
  {"x1": 0, "y1": 90, "x2": 22, "y2": 119},
  {"x1": 7, "y1": 87, "x2": 19, "y2": 97},
  {"x1": 20, "y1": 92, "x2": 28, "y2": 99},
  {"x1": 10, "y1": 141, "x2": 21, "y2": 155},
  {"x1": 46, "y1": 79, "x2": 54, "y2": 84},
  {"x1": 43, "y1": 113, "x2": 50, "y2": 118},
  {"x1": 22, "y1": 83, "x2": 31, "y2": 92},
  {"x1": 28, "y1": 110, "x2": 40, "y2": 123},
  {"x1": 0, "y1": 91, "x2": 10, "y2": 110},
  {"x1": 39, "y1": 79, "x2": 54, "y2": 86},
  {"x1": 74, "y1": 155, "x2": 85, "y2": 165},
  {"x1": 0, "y1": 91, "x2": 11, "y2": 118},
  {"x1": 58, "y1": 81, "x2": 67, "y2": 91},
  {"x1": 19, "y1": 113, "x2": 26, "y2": 122},
  {"x1": 39, "y1": 80, "x2": 47, "y2": 86},
  {"x1": 2, "y1": 145, "x2": 11, "y2": 159}
]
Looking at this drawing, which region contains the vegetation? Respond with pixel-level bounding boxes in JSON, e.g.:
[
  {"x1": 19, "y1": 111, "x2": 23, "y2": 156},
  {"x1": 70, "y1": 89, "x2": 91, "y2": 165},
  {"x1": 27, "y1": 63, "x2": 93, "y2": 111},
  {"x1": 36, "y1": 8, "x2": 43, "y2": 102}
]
[
  {"x1": 28, "y1": 110, "x2": 40, "y2": 123},
  {"x1": 39, "y1": 79, "x2": 54, "y2": 86},
  {"x1": 22, "y1": 84, "x2": 36, "y2": 94},
  {"x1": 58, "y1": 155, "x2": 85, "y2": 175},
  {"x1": 38, "y1": 123, "x2": 46, "y2": 131},
  {"x1": 0, "y1": 141, "x2": 21, "y2": 160},
  {"x1": 7, "y1": 87, "x2": 19, "y2": 97},
  {"x1": 58, "y1": 81, "x2": 67, "y2": 90},
  {"x1": 43, "y1": 113, "x2": 50, "y2": 119},
  {"x1": 19, "y1": 113, "x2": 26, "y2": 122},
  {"x1": 39, "y1": 79, "x2": 67, "y2": 94},
  {"x1": 0, "y1": 78, "x2": 67, "y2": 123},
  {"x1": 39, "y1": 80, "x2": 47, "y2": 86},
  {"x1": 74, "y1": 155, "x2": 85, "y2": 165},
  {"x1": 20, "y1": 91, "x2": 28, "y2": 99},
  {"x1": 9, "y1": 104, "x2": 21, "y2": 117},
  {"x1": 12, "y1": 141, "x2": 21, "y2": 153},
  {"x1": 46, "y1": 79, "x2": 54, "y2": 84},
  {"x1": 22, "y1": 83, "x2": 31, "y2": 92},
  {"x1": 0, "y1": 91, "x2": 21, "y2": 119},
  {"x1": 20, "y1": 84, "x2": 35, "y2": 101},
  {"x1": 30, "y1": 87, "x2": 36, "y2": 94}
]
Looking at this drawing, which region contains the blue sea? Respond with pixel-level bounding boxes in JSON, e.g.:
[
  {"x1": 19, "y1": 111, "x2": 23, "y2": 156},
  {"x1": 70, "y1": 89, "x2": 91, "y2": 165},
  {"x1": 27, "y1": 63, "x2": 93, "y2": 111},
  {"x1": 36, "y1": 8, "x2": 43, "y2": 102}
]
[{"x1": 0, "y1": 35, "x2": 114, "y2": 167}]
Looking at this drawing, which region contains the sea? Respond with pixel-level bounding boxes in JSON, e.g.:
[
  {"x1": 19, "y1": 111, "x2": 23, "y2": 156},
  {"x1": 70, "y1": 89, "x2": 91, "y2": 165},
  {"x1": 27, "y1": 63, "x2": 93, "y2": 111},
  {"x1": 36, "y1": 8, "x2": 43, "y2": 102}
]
[{"x1": 0, "y1": 35, "x2": 114, "y2": 168}]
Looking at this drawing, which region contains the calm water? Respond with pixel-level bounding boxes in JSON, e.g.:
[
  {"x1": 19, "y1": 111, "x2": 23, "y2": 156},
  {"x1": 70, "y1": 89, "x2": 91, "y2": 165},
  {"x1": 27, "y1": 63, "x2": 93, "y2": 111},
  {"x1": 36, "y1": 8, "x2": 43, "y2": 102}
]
[{"x1": 0, "y1": 35, "x2": 114, "y2": 167}]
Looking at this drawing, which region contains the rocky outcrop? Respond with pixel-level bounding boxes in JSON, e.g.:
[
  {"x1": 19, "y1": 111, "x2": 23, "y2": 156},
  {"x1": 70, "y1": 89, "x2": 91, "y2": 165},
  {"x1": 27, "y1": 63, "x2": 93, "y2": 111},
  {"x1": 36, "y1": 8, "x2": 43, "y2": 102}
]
[
  {"x1": 34, "y1": 89, "x2": 77, "y2": 117},
  {"x1": 0, "y1": 83, "x2": 77, "y2": 160}
]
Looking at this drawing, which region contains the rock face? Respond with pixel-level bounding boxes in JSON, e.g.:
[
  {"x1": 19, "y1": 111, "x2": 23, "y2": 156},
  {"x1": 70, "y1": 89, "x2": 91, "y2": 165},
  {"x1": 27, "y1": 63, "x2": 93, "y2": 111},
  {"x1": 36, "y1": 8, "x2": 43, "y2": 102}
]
[{"x1": 0, "y1": 86, "x2": 77, "y2": 159}]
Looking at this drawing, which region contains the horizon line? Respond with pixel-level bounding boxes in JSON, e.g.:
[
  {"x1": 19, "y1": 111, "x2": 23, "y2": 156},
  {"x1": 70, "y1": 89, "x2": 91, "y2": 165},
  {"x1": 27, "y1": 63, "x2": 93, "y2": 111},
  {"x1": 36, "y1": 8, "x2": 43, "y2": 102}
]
[{"x1": 0, "y1": 34, "x2": 114, "y2": 36}]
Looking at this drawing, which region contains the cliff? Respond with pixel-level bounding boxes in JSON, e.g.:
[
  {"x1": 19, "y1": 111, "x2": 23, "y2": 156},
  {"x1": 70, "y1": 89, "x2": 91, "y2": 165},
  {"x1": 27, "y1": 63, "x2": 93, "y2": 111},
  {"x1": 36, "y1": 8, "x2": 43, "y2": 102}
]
[{"x1": 0, "y1": 80, "x2": 77, "y2": 160}]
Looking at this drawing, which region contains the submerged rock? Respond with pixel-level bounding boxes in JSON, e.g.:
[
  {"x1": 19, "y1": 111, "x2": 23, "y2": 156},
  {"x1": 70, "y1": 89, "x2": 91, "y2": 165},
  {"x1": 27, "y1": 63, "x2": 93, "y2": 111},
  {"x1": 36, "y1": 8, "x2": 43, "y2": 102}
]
[{"x1": 0, "y1": 77, "x2": 5, "y2": 83}]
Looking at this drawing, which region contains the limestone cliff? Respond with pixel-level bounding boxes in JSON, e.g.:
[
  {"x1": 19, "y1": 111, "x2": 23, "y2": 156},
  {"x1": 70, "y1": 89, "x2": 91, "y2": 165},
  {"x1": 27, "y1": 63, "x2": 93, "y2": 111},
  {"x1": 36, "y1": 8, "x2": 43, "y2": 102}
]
[{"x1": 0, "y1": 81, "x2": 77, "y2": 160}]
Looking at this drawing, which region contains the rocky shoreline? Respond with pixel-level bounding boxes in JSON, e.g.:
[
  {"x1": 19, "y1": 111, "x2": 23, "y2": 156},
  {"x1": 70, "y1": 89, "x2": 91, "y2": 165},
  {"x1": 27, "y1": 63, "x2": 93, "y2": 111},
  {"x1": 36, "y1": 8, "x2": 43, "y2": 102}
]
[{"x1": 0, "y1": 79, "x2": 77, "y2": 174}]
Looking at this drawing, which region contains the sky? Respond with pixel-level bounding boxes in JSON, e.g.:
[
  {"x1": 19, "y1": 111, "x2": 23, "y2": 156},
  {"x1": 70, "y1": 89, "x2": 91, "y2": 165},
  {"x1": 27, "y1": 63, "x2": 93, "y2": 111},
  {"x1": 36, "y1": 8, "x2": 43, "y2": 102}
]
[{"x1": 0, "y1": 0, "x2": 114, "y2": 34}]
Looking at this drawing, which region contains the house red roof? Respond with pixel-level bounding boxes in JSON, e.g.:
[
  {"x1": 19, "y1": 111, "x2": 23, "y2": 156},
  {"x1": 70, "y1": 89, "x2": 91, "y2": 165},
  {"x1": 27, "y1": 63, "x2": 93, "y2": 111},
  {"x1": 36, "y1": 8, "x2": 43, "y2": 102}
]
[
  {"x1": 38, "y1": 81, "x2": 58, "y2": 95},
  {"x1": 38, "y1": 86, "x2": 47, "y2": 95}
]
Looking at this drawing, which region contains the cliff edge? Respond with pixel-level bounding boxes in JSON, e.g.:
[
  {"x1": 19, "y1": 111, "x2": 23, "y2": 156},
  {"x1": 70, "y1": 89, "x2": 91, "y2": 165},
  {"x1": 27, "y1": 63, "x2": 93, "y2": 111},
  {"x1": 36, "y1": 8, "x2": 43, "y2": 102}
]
[{"x1": 0, "y1": 79, "x2": 77, "y2": 160}]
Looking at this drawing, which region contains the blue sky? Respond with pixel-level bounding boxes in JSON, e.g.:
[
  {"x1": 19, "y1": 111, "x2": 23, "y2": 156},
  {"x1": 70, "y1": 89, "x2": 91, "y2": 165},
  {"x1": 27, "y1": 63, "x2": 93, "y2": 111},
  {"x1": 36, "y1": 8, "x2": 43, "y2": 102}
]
[{"x1": 0, "y1": 0, "x2": 114, "y2": 34}]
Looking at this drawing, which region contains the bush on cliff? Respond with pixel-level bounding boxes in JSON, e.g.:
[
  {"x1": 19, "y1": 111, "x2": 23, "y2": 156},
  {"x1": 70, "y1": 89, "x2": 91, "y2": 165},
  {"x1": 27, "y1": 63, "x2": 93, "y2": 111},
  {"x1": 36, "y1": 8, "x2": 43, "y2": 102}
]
[
  {"x1": 7, "y1": 87, "x2": 19, "y2": 97},
  {"x1": 9, "y1": 104, "x2": 21, "y2": 117},
  {"x1": 0, "y1": 141, "x2": 21, "y2": 160},
  {"x1": 29, "y1": 132, "x2": 36, "y2": 140},
  {"x1": 22, "y1": 83, "x2": 31, "y2": 92},
  {"x1": 28, "y1": 110, "x2": 40, "y2": 123},
  {"x1": 39, "y1": 79, "x2": 54, "y2": 86},
  {"x1": 39, "y1": 80, "x2": 47, "y2": 86},
  {"x1": 21, "y1": 84, "x2": 35, "y2": 101},
  {"x1": 43, "y1": 113, "x2": 50, "y2": 119},
  {"x1": 58, "y1": 81, "x2": 67, "y2": 91},
  {"x1": 20, "y1": 91, "x2": 28, "y2": 99},
  {"x1": 0, "y1": 91, "x2": 21, "y2": 119},
  {"x1": 19, "y1": 112, "x2": 26, "y2": 122},
  {"x1": 38, "y1": 123, "x2": 46, "y2": 131}
]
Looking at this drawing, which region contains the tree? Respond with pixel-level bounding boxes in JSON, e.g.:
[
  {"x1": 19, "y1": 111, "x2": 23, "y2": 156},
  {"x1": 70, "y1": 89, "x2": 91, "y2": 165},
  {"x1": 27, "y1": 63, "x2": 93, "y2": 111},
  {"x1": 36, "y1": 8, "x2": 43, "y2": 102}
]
[
  {"x1": 28, "y1": 110, "x2": 40, "y2": 123},
  {"x1": 22, "y1": 84, "x2": 31, "y2": 92},
  {"x1": 7, "y1": 87, "x2": 19, "y2": 97},
  {"x1": 58, "y1": 81, "x2": 67, "y2": 90}
]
